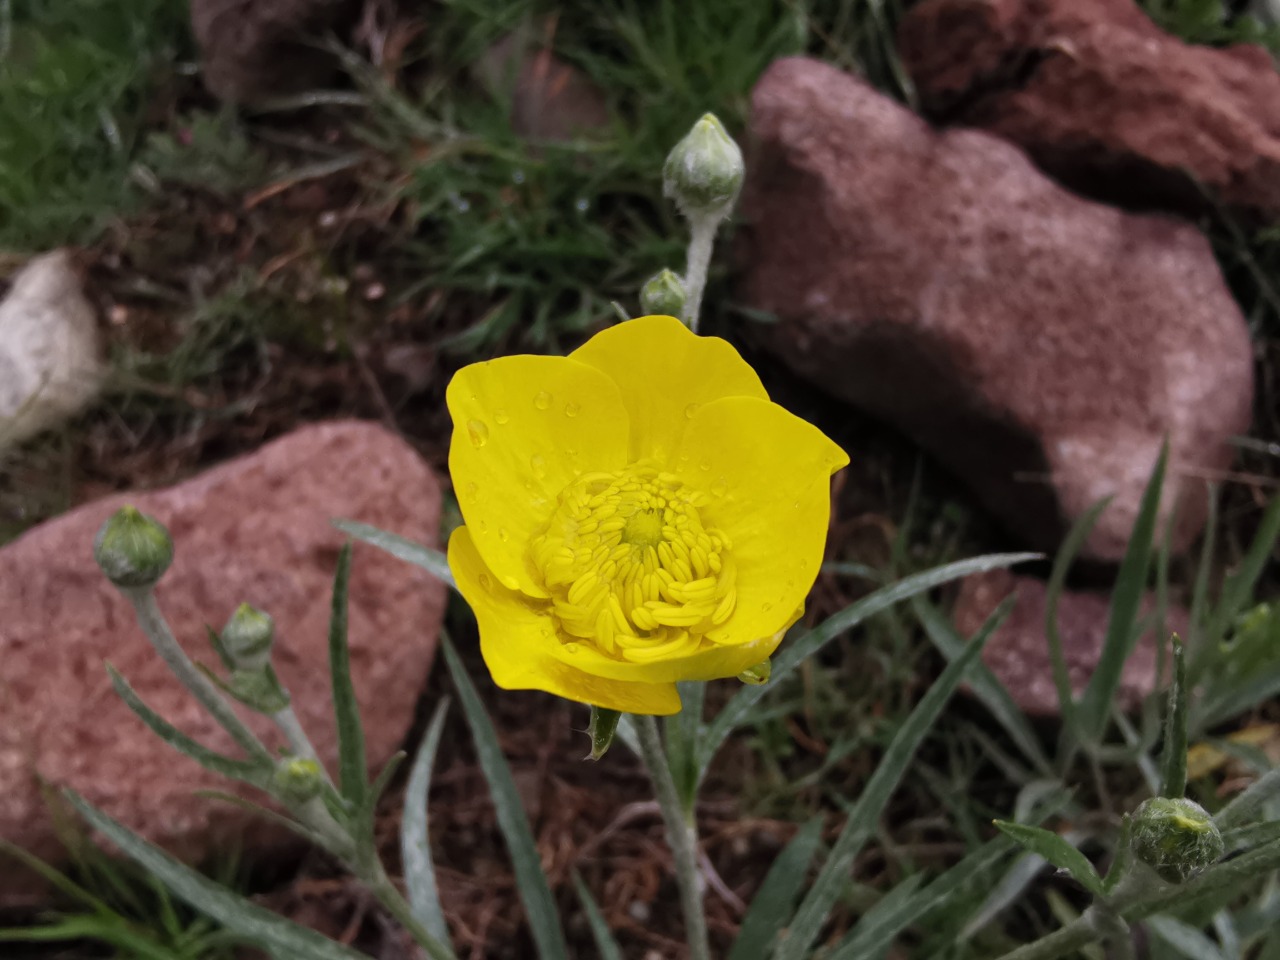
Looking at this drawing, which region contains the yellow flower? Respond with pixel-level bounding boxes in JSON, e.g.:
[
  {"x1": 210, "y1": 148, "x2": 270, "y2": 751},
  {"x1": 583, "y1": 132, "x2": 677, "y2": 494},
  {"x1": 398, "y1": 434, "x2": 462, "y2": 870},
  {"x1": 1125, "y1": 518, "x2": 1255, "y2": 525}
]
[{"x1": 446, "y1": 315, "x2": 848, "y2": 715}]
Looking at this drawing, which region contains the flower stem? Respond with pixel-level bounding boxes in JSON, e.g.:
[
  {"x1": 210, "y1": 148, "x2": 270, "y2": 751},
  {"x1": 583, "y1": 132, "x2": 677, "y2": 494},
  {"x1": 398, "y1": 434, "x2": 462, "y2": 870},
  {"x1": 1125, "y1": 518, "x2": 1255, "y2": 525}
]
[
  {"x1": 273, "y1": 705, "x2": 323, "y2": 766},
  {"x1": 365, "y1": 864, "x2": 457, "y2": 960},
  {"x1": 993, "y1": 915, "x2": 1101, "y2": 960},
  {"x1": 124, "y1": 587, "x2": 273, "y2": 764},
  {"x1": 636, "y1": 714, "x2": 710, "y2": 960},
  {"x1": 680, "y1": 212, "x2": 720, "y2": 334}
]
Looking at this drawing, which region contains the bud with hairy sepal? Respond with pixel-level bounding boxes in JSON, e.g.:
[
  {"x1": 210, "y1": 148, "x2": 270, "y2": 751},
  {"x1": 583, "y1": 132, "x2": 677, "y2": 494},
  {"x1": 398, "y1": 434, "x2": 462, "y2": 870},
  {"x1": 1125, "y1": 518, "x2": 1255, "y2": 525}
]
[
  {"x1": 94, "y1": 506, "x2": 174, "y2": 589},
  {"x1": 218, "y1": 603, "x2": 276, "y2": 671},
  {"x1": 273, "y1": 757, "x2": 324, "y2": 804},
  {"x1": 640, "y1": 269, "x2": 687, "y2": 317},
  {"x1": 738, "y1": 658, "x2": 772, "y2": 685},
  {"x1": 662, "y1": 113, "x2": 744, "y2": 219},
  {"x1": 587, "y1": 706, "x2": 622, "y2": 761},
  {"x1": 1130, "y1": 797, "x2": 1224, "y2": 883}
]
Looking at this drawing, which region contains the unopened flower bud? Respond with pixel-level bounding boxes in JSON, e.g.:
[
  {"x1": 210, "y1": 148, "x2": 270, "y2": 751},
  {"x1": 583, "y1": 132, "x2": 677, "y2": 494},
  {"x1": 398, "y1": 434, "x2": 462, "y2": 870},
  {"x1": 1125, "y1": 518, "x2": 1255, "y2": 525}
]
[
  {"x1": 587, "y1": 706, "x2": 622, "y2": 761},
  {"x1": 273, "y1": 757, "x2": 323, "y2": 804},
  {"x1": 738, "y1": 659, "x2": 772, "y2": 686},
  {"x1": 93, "y1": 506, "x2": 174, "y2": 589},
  {"x1": 1130, "y1": 797, "x2": 1224, "y2": 883},
  {"x1": 662, "y1": 113, "x2": 744, "y2": 219},
  {"x1": 220, "y1": 603, "x2": 276, "y2": 671},
  {"x1": 640, "y1": 269, "x2": 687, "y2": 317}
]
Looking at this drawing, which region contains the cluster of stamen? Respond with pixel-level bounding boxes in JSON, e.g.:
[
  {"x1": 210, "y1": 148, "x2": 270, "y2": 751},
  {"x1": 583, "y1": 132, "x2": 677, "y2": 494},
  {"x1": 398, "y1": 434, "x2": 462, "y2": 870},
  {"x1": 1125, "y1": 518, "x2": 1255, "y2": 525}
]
[{"x1": 530, "y1": 462, "x2": 736, "y2": 662}]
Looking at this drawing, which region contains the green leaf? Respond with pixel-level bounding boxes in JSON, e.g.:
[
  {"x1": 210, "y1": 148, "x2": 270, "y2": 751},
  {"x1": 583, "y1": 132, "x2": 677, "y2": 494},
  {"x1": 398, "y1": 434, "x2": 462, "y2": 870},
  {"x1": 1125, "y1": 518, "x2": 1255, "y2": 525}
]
[
  {"x1": 353, "y1": 751, "x2": 406, "y2": 862},
  {"x1": 327, "y1": 543, "x2": 367, "y2": 807},
  {"x1": 191, "y1": 790, "x2": 333, "y2": 851},
  {"x1": 1216, "y1": 766, "x2": 1280, "y2": 830},
  {"x1": 441, "y1": 635, "x2": 569, "y2": 959},
  {"x1": 1221, "y1": 820, "x2": 1280, "y2": 854},
  {"x1": 1160, "y1": 636, "x2": 1189, "y2": 798},
  {"x1": 728, "y1": 818, "x2": 824, "y2": 960},
  {"x1": 1146, "y1": 916, "x2": 1229, "y2": 960},
  {"x1": 107, "y1": 665, "x2": 268, "y2": 786},
  {"x1": 587, "y1": 705, "x2": 622, "y2": 761},
  {"x1": 1204, "y1": 493, "x2": 1280, "y2": 655},
  {"x1": 774, "y1": 601, "x2": 1006, "y2": 960},
  {"x1": 63, "y1": 791, "x2": 371, "y2": 960},
  {"x1": 991, "y1": 821, "x2": 1104, "y2": 896},
  {"x1": 402, "y1": 699, "x2": 452, "y2": 948},
  {"x1": 698, "y1": 552, "x2": 1039, "y2": 785},
  {"x1": 914, "y1": 595, "x2": 1051, "y2": 776},
  {"x1": 572, "y1": 872, "x2": 624, "y2": 960},
  {"x1": 332, "y1": 519, "x2": 456, "y2": 589},
  {"x1": 1077, "y1": 444, "x2": 1168, "y2": 742}
]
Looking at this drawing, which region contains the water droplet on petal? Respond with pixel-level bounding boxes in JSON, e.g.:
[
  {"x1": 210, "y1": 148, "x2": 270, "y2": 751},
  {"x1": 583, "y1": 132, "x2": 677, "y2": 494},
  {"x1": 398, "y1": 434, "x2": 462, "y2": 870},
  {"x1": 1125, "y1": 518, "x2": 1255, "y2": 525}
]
[
  {"x1": 564, "y1": 642, "x2": 581, "y2": 654},
  {"x1": 684, "y1": 402, "x2": 700, "y2": 419},
  {"x1": 762, "y1": 602, "x2": 773, "y2": 613},
  {"x1": 465, "y1": 481, "x2": 479, "y2": 500},
  {"x1": 494, "y1": 409, "x2": 510, "y2": 425},
  {"x1": 499, "y1": 527, "x2": 510, "y2": 542},
  {"x1": 531, "y1": 454, "x2": 548, "y2": 479},
  {"x1": 710, "y1": 477, "x2": 728, "y2": 498},
  {"x1": 699, "y1": 460, "x2": 711, "y2": 472},
  {"x1": 467, "y1": 419, "x2": 489, "y2": 447},
  {"x1": 565, "y1": 401, "x2": 581, "y2": 418},
  {"x1": 478, "y1": 573, "x2": 492, "y2": 590},
  {"x1": 535, "y1": 391, "x2": 552, "y2": 410},
  {"x1": 501, "y1": 574, "x2": 520, "y2": 590}
]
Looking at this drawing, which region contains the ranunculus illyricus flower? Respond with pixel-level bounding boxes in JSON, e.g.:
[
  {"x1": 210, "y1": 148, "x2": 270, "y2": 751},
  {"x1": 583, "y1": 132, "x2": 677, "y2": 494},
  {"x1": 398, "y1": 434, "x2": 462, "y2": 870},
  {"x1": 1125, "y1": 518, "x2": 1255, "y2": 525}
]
[{"x1": 447, "y1": 315, "x2": 847, "y2": 715}]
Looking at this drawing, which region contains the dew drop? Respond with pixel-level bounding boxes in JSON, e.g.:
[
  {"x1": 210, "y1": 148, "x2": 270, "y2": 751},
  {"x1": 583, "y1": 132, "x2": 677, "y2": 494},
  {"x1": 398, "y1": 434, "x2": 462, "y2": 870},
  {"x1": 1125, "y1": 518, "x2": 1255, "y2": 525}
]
[
  {"x1": 564, "y1": 401, "x2": 581, "y2": 418},
  {"x1": 501, "y1": 574, "x2": 520, "y2": 590},
  {"x1": 684, "y1": 402, "x2": 700, "y2": 419},
  {"x1": 793, "y1": 501, "x2": 801, "y2": 509},
  {"x1": 467, "y1": 419, "x2": 489, "y2": 448},
  {"x1": 499, "y1": 527, "x2": 510, "y2": 542},
  {"x1": 710, "y1": 477, "x2": 729, "y2": 498},
  {"x1": 465, "y1": 481, "x2": 479, "y2": 500},
  {"x1": 699, "y1": 460, "x2": 711, "y2": 472},
  {"x1": 534, "y1": 390, "x2": 552, "y2": 410},
  {"x1": 531, "y1": 453, "x2": 548, "y2": 479},
  {"x1": 478, "y1": 573, "x2": 492, "y2": 590},
  {"x1": 564, "y1": 642, "x2": 581, "y2": 654},
  {"x1": 494, "y1": 409, "x2": 510, "y2": 425},
  {"x1": 762, "y1": 602, "x2": 773, "y2": 613}
]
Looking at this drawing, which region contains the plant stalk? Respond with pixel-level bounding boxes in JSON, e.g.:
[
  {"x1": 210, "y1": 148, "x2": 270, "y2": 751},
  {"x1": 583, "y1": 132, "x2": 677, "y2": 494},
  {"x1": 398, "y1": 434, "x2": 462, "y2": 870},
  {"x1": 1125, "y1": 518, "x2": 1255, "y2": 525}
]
[
  {"x1": 636, "y1": 714, "x2": 710, "y2": 960},
  {"x1": 366, "y1": 864, "x2": 457, "y2": 960},
  {"x1": 680, "y1": 212, "x2": 720, "y2": 334}
]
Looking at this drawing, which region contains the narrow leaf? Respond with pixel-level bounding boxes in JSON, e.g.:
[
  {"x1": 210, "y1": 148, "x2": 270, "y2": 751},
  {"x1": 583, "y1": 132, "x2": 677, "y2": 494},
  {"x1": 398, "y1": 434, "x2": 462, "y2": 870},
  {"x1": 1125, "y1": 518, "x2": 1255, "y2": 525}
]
[
  {"x1": 991, "y1": 822, "x2": 1104, "y2": 896},
  {"x1": 442, "y1": 635, "x2": 569, "y2": 959},
  {"x1": 572, "y1": 872, "x2": 624, "y2": 960},
  {"x1": 332, "y1": 519, "x2": 455, "y2": 588},
  {"x1": 588, "y1": 706, "x2": 622, "y2": 761},
  {"x1": 402, "y1": 699, "x2": 452, "y2": 947},
  {"x1": 1221, "y1": 820, "x2": 1280, "y2": 854},
  {"x1": 1205, "y1": 493, "x2": 1280, "y2": 651},
  {"x1": 1161, "y1": 636, "x2": 1189, "y2": 798},
  {"x1": 728, "y1": 818, "x2": 824, "y2": 960},
  {"x1": 775, "y1": 603, "x2": 1005, "y2": 960},
  {"x1": 1078, "y1": 444, "x2": 1167, "y2": 741},
  {"x1": 328, "y1": 544, "x2": 367, "y2": 807},
  {"x1": 64, "y1": 792, "x2": 370, "y2": 960},
  {"x1": 192, "y1": 790, "x2": 333, "y2": 851},
  {"x1": 1216, "y1": 766, "x2": 1280, "y2": 830}
]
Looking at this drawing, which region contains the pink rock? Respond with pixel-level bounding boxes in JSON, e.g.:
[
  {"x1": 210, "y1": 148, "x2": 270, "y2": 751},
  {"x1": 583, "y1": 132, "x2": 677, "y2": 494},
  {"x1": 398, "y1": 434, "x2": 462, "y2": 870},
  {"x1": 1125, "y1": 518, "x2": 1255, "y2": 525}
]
[
  {"x1": 0, "y1": 421, "x2": 445, "y2": 902},
  {"x1": 954, "y1": 569, "x2": 1185, "y2": 717},
  {"x1": 738, "y1": 57, "x2": 1253, "y2": 561},
  {"x1": 898, "y1": 0, "x2": 1280, "y2": 221}
]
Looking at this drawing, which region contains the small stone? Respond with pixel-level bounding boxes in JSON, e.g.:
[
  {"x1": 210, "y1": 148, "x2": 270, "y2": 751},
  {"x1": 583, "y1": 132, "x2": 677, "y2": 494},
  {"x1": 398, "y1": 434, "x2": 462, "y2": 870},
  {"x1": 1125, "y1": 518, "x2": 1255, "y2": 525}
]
[
  {"x1": 0, "y1": 251, "x2": 104, "y2": 452},
  {"x1": 474, "y1": 32, "x2": 610, "y2": 142},
  {"x1": 739, "y1": 57, "x2": 1253, "y2": 560},
  {"x1": 953, "y1": 570, "x2": 1186, "y2": 717},
  {"x1": 898, "y1": 0, "x2": 1280, "y2": 221},
  {"x1": 0, "y1": 421, "x2": 445, "y2": 903}
]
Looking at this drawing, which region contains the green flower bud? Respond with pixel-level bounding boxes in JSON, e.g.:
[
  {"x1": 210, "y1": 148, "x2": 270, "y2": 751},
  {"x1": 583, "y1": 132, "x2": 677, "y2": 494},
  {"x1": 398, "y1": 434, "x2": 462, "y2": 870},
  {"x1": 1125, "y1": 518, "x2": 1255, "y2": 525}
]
[
  {"x1": 93, "y1": 505, "x2": 174, "y2": 589},
  {"x1": 737, "y1": 658, "x2": 772, "y2": 686},
  {"x1": 662, "y1": 113, "x2": 744, "y2": 219},
  {"x1": 1130, "y1": 797, "x2": 1224, "y2": 883},
  {"x1": 587, "y1": 705, "x2": 622, "y2": 761},
  {"x1": 272, "y1": 757, "x2": 324, "y2": 804},
  {"x1": 640, "y1": 269, "x2": 687, "y2": 317},
  {"x1": 220, "y1": 603, "x2": 276, "y2": 671}
]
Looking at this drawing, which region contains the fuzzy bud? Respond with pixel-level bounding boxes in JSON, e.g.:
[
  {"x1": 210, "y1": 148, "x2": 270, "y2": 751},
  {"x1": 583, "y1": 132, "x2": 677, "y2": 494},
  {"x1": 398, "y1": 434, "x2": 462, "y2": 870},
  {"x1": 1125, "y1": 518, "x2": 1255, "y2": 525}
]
[
  {"x1": 93, "y1": 506, "x2": 174, "y2": 589},
  {"x1": 640, "y1": 269, "x2": 687, "y2": 317},
  {"x1": 1130, "y1": 797, "x2": 1224, "y2": 883},
  {"x1": 272, "y1": 757, "x2": 324, "y2": 804},
  {"x1": 662, "y1": 113, "x2": 744, "y2": 219},
  {"x1": 220, "y1": 603, "x2": 276, "y2": 671}
]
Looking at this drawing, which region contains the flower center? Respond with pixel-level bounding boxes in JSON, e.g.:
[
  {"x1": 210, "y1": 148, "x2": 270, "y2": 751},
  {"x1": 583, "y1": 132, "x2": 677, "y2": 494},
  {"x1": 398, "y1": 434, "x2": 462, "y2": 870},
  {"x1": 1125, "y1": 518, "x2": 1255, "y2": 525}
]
[{"x1": 529, "y1": 461, "x2": 737, "y2": 662}]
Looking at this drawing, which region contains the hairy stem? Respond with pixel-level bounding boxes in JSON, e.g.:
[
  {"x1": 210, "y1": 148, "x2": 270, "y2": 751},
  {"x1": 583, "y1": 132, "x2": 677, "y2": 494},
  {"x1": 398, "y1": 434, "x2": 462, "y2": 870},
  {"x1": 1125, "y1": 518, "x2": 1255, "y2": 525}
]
[
  {"x1": 636, "y1": 714, "x2": 710, "y2": 960},
  {"x1": 680, "y1": 212, "x2": 720, "y2": 334},
  {"x1": 366, "y1": 865, "x2": 457, "y2": 960}
]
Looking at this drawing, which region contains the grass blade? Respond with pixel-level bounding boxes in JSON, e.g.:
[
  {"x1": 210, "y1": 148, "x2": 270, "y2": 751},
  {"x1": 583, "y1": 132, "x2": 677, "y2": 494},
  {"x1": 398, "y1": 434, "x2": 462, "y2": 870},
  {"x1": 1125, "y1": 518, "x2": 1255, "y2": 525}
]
[
  {"x1": 1160, "y1": 637, "x2": 1189, "y2": 798},
  {"x1": 332, "y1": 519, "x2": 455, "y2": 589},
  {"x1": 774, "y1": 600, "x2": 1006, "y2": 960},
  {"x1": 1078, "y1": 444, "x2": 1168, "y2": 742},
  {"x1": 441, "y1": 635, "x2": 569, "y2": 959},
  {"x1": 697, "y1": 552, "x2": 1039, "y2": 783},
  {"x1": 992, "y1": 822, "x2": 1104, "y2": 896},
  {"x1": 328, "y1": 543, "x2": 367, "y2": 808},
  {"x1": 64, "y1": 792, "x2": 370, "y2": 960},
  {"x1": 572, "y1": 872, "x2": 624, "y2": 960},
  {"x1": 1216, "y1": 766, "x2": 1280, "y2": 830},
  {"x1": 728, "y1": 818, "x2": 824, "y2": 960},
  {"x1": 402, "y1": 699, "x2": 453, "y2": 947}
]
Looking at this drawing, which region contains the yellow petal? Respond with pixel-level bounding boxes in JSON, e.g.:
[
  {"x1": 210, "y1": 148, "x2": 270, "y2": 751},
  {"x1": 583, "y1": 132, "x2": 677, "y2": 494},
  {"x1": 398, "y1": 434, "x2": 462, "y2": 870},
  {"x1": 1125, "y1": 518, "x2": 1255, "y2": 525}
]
[
  {"x1": 674, "y1": 396, "x2": 847, "y2": 646},
  {"x1": 448, "y1": 355, "x2": 630, "y2": 598},
  {"x1": 448, "y1": 527, "x2": 681, "y2": 715},
  {"x1": 569, "y1": 314, "x2": 768, "y2": 462}
]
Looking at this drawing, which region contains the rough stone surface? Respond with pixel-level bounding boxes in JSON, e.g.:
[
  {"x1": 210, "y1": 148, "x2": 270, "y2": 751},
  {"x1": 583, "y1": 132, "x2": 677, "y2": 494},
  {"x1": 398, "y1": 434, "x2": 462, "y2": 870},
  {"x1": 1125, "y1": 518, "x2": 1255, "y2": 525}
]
[
  {"x1": 739, "y1": 57, "x2": 1254, "y2": 560},
  {"x1": 475, "y1": 33, "x2": 610, "y2": 141},
  {"x1": 954, "y1": 569, "x2": 1185, "y2": 717},
  {"x1": 898, "y1": 0, "x2": 1280, "y2": 221},
  {"x1": 0, "y1": 421, "x2": 445, "y2": 902},
  {"x1": 0, "y1": 251, "x2": 104, "y2": 452},
  {"x1": 192, "y1": 0, "x2": 361, "y2": 104}
]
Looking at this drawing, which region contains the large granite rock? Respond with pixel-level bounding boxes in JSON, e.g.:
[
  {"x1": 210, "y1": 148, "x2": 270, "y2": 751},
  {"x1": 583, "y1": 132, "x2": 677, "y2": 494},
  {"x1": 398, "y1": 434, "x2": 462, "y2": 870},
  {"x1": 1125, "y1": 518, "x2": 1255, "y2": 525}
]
[
  {"x1": 0, "y1": 421, "x2": 445, "y2": 902},
  {"x1": 898, "y1": 0, "x2": 1280, "y2": 221},
  {"x1": 954, "y1": 569, "x2": 1186, "y2": 717},
  {"x1": 739, "y1": 57, "x2": 1253, "y2": 561},
  {"x1": 0, "y1": 251, "x2": 104, "y2": 452}
]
